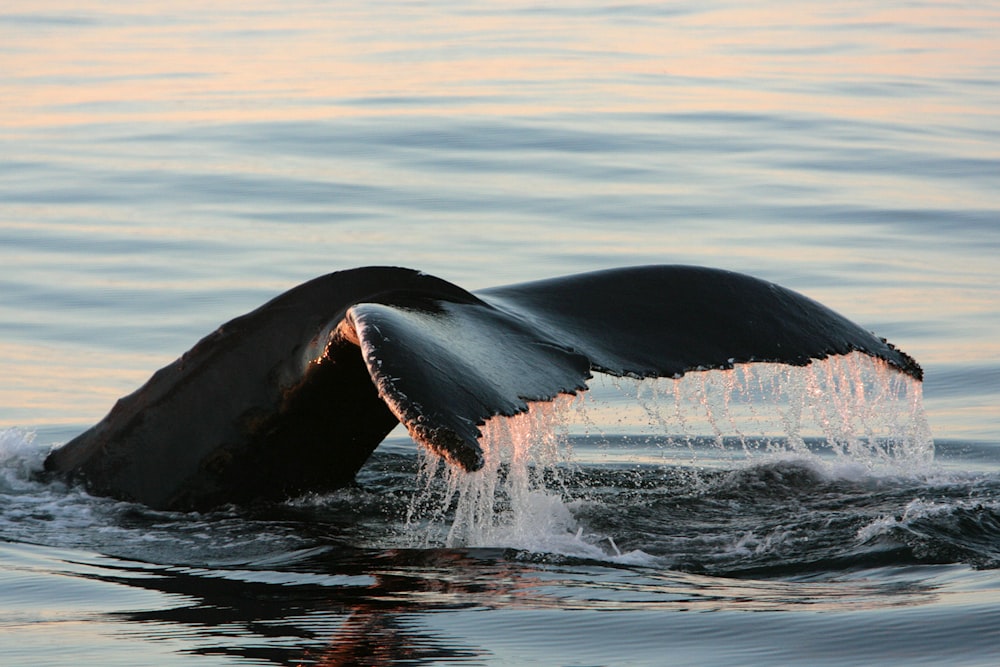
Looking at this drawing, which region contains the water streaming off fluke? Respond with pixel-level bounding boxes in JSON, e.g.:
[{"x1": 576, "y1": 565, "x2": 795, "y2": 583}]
[{"x1": 403, "y1": 352, "x2": 934, "y2": 555}]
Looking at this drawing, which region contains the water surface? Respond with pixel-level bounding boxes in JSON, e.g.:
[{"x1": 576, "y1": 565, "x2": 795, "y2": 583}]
[{"x1": 2, "y1": 1, "x2": 999, "y2": 665}]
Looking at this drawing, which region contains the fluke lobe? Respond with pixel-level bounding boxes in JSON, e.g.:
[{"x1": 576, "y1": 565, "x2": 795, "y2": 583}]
[{"x1": 44, "y1": 265, "x2": 922, "y2": 510}]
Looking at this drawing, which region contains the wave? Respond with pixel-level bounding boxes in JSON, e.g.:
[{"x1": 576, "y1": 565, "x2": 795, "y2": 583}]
[
  {"x1": 857, "y1": 498, "x2": 1000, "y2": 570},
  {"x1": 4, "y1": 425, "x2": 1000, "y2": 576}
]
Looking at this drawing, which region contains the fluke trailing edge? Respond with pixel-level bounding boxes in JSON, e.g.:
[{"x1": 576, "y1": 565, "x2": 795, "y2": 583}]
[{"x1": 44, "y1": 265, "x2": 922, "y2": 510}]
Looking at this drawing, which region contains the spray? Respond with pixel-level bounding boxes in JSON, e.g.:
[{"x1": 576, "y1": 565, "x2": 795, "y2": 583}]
[{"x1": 404, "y1": 353, "x2": 933, "y2": 551}]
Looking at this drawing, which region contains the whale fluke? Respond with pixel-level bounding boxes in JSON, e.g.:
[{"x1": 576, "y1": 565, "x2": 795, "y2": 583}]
[{"x1": 43, "y1": 265, "x2": 922, "y2": 510}]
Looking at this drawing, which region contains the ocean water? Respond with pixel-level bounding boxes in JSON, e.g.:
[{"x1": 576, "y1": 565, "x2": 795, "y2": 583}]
[{"x1": 2, "y1": 1, "x2": 1000, "y2": 665}]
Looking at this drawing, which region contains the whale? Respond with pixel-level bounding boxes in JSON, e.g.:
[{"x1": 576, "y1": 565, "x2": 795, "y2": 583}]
[{"x1": 43, "y1": 265, "x2": 922, "y2": 511}]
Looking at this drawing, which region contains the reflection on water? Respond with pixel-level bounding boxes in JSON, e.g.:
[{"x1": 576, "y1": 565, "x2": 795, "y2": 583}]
[
  {"x1": 0, "y1": 541, "x2": 959, "y2": 667},
  {"x1": 4, "y1": 418, "x2": 1000, "y2": 666},
  {"x1": 0, "y1": 340, "x2": 161, "y2": 428},
  {"x1": 3, "y1": 1, "x2": 998, "y2": 126}
]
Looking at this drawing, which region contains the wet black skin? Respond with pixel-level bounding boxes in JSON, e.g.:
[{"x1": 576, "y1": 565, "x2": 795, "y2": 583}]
[{"x1": 44, "y1": 265, "x2": 921, "y2": 511}]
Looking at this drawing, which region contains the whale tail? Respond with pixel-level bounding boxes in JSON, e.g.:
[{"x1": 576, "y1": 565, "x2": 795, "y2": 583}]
[{"x1": 44, "y1": 265, "x2": 921, "y2": 510}]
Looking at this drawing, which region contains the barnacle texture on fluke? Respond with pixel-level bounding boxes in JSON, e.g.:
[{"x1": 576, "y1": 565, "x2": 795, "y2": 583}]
[{"x1": 44, "y1": 265, "x2": 922, "y2": 510}]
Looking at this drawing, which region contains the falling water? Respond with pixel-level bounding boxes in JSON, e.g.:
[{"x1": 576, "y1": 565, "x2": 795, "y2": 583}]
[
  {"x1": 404, "y1": 352, "x2": 934, "y2": 550},
  {"x1": 404, "y1": 395, "x2": 584, "y2": 550},
  {"x1": 621, "y1": 352, "x2": 934, "y2": 470}
]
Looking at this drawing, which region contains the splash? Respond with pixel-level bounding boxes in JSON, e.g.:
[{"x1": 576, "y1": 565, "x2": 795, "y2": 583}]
[
  {"x1": 405, "y1": 396, "x2": 579, "y2": 548},
  {"x1": 402, "y1": 396, "x2": 655, "y2": 562},
  {"x1": 404, "y1": 353, "x2": 934, "y2": 554},
  {"x1": 597, "y1": 351, "x2": 934, "y2": 472},
  {"x1": 0, "y1": 428, "x2": 49, "y2": 493}
]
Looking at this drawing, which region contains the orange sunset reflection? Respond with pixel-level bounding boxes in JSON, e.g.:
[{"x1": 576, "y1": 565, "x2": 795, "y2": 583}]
[
  {"x1": 0, "y1": 340, "x2": 164, "y2": 429},
  {"x1": 3, "y1": 1, "x2": 996, "y2": 127}
]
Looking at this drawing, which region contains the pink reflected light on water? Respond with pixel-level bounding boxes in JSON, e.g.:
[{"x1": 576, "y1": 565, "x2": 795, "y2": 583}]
[{"x1": 3, "y1": 1, "x2": 996, "y2": 126}]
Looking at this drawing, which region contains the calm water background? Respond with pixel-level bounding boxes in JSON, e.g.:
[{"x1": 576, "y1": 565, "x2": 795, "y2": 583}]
[{"x1": 2, "y1": 1, "x2": 999, "y2": 665}]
